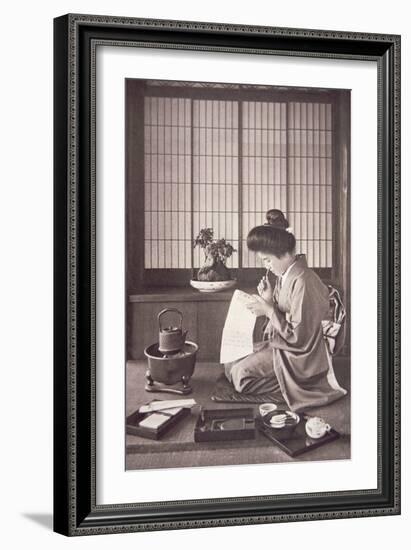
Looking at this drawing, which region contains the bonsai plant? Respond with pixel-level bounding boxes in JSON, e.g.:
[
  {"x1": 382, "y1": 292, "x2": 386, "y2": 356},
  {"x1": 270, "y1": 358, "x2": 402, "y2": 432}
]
[{"x1": 193, "y1": 228, "x2": 236, "y2": 282}]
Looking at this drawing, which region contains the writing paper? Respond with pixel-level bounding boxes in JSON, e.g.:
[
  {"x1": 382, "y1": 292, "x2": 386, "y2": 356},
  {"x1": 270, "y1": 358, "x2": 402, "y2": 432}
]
[{"x1": 220, "y1": 290, "x2": 257, "y2": 364}]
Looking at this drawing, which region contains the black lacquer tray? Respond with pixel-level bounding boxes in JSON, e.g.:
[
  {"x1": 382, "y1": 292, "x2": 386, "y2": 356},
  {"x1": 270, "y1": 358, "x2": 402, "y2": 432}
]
[{"x1": 256, "y1": 412, "x2": 340, "y2": 457}]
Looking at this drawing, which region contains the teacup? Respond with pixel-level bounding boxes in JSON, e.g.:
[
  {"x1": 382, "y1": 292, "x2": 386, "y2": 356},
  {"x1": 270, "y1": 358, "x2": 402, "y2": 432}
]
[
  {"x1": 305, "y1": 416, "x2": 331, "y2": 439},
  {"x1": 259, "y1": 403, "x2": 278, "y2": 417}
]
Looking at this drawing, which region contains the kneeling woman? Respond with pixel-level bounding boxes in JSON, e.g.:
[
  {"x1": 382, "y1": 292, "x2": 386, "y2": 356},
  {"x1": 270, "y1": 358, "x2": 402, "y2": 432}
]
[{"x1": 224, "y1": 211, "x2": 347, "y2": 413}]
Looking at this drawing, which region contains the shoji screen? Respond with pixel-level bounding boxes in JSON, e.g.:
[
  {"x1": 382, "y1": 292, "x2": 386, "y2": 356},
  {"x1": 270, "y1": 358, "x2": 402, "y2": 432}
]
[
  {"x1": 242, "y1": 101, "x2": 287, "y2": 267},
  {"x1": 192, "y1": 100, "x2": 239, "y2": 268},
  {"x1": 288, "y1": 102, "x2": 333, "y2": 268},
  {"x1": 144, "y1": 93, "x2": 333, "y2": 272},
  {"x1": 144, "y1": 97, "x2": 192, "y2": 268}
]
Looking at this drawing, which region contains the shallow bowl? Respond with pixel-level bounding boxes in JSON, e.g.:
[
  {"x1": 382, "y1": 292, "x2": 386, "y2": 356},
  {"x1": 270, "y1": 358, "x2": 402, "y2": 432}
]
[{"x1": 190, "y1": 279, "x2": 237, "y2": 293}]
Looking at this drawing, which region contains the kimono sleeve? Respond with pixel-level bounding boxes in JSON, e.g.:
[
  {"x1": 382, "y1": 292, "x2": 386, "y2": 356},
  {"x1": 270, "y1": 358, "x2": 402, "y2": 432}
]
[{"x1": 268, "y1": 274, "x2": 327, "y2": 353}]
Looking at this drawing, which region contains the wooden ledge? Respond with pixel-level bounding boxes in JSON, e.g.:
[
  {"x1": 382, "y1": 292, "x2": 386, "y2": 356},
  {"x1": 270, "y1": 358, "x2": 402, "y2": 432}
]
[{"x1": 129, "y1": 286, "x2": 255, "y2": 303}]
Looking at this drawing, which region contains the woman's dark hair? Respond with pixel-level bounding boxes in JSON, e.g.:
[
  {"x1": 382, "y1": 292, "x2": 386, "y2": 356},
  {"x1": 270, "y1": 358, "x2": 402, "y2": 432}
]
[
  {"x1": 247, "y1": 210, "x2": 296, "y2": 257},
  {"x1": 265, "y1": 209, "x2": 289, "y2": 230}
]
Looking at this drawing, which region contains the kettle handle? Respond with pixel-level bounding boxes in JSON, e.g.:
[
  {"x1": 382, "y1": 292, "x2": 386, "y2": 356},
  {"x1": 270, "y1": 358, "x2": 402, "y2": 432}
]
[{"x1": 158, "y1": 308, "x2": 183, "y2": 331}]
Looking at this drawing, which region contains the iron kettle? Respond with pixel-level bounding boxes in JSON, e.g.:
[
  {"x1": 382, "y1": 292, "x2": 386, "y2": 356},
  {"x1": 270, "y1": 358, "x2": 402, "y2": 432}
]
[{"x1": 158, "y1": 308, "x2": 188, "y2": 354}]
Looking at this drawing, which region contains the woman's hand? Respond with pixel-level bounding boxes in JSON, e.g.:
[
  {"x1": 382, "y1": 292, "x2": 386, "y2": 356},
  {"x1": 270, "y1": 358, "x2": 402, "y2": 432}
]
[
  {"x1": 257, "y1": 275, "x2": 273, "y2": 304},
  {"x1": 246, "y1": 295, "x2": 274, "y2": 318}
]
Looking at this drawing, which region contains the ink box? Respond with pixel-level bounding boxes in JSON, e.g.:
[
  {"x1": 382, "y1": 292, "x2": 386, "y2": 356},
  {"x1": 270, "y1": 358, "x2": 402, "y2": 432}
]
[{"x1": 194, "y1": 407, "x2": 255, "y2": 442}]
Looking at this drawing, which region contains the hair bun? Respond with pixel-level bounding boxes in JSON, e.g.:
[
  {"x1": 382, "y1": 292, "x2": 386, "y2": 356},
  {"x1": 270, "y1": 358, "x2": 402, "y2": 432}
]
[{"x1": 265, "y1": 209, "x2": 289, "y2": 230}]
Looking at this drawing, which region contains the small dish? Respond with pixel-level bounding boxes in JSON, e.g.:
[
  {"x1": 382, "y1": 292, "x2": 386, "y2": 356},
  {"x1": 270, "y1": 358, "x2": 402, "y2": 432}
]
[{"x1": 262, "y1": 409, "x2": 300, "y2": 437}]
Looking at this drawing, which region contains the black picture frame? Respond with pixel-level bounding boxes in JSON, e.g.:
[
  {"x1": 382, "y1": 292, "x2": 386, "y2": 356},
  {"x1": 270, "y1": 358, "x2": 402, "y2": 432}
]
[{"x1": 53, "y1": 14, "x2": 401, "y2": 536}]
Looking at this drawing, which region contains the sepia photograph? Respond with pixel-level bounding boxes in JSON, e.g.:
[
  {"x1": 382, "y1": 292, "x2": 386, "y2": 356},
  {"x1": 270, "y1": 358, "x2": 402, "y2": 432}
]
[{"x1": 125, "y1": 78, "x2": 351, "y2": 471}]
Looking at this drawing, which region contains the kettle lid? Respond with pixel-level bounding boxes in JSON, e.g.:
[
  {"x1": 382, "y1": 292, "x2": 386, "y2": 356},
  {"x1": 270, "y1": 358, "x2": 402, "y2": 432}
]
[{"x1": 161, "y1": 325, "x2": 181, "y2": 333}]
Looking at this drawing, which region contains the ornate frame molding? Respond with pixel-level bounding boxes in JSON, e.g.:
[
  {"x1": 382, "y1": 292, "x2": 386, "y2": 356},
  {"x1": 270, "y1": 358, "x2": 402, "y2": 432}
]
[{"x1": 54, "y1": 14, "x2": 400, "y2": 536}]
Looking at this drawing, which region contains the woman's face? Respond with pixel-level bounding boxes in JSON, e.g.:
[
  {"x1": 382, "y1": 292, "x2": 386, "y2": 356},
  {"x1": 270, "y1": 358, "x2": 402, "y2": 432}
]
[{"x1": 257, "y1": 252, "x2": 284, "y2": 277}]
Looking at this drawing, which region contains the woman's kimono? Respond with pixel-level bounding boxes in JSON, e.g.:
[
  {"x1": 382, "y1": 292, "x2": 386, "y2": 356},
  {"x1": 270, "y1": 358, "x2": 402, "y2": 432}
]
[{"x1": 224, "y1": 255, "x2": 347, "y2": 412}]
